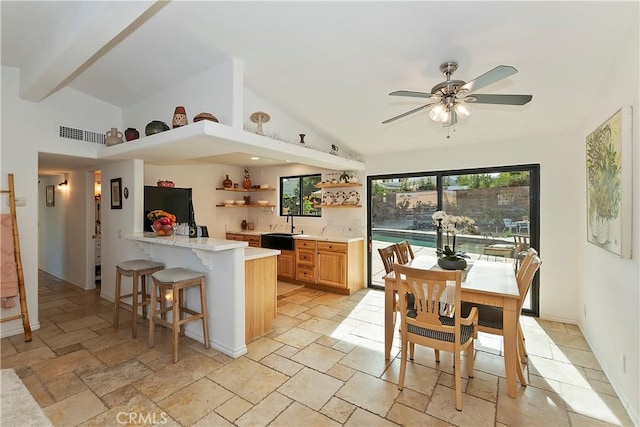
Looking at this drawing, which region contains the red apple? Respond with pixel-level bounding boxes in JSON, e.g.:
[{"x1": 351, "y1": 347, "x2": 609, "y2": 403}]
[
  {"x1": 162, "y1": 224, "x2": 173, "y2": 232},
  {"x1": 160, "y1": 217, "x2": 170, "y2": 225},
  {"x1": 153, "y1": 220, "x2": 162, "y2": 230}
]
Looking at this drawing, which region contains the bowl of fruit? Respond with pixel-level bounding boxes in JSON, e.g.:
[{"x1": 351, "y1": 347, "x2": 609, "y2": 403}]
[{"x1": 147, "y1": 209, "x2": 177, "y2": 236}]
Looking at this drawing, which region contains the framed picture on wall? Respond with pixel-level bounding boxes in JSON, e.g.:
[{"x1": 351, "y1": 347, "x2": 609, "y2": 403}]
[
  {"x1": 110, "y1": 178, "x2": 122, "y2": 209},
  {"x1": 586, "y1": 106, "x2": 633, "y2": 258},
  {"x1": 46, "y1": 185, "x2": 55, "y2": 207}
]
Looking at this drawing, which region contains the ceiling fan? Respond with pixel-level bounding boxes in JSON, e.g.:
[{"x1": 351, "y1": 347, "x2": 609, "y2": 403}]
[{"x1": 383, "y1": 62, "x2": 532, "y2": 127}]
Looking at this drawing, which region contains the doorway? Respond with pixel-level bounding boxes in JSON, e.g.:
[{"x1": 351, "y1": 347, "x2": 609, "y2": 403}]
[{"x1": 367, "y1": 164, "x2": 540, "y2": 315}]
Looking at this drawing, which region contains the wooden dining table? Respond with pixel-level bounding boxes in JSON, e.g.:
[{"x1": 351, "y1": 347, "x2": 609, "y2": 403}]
[{"x1": 384, "y1": 255, "x2": 523, "y2": 398}]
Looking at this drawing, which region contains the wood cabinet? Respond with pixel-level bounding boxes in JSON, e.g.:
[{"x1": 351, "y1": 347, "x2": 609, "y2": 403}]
[
  {"x1": 293, "y1": 238, "x2": 364, "y2": 294},
  {"x1": 316, "y1": 241, "x2": 347, "y2": 288},
  {"x1": 295, "y1": 239, "x2": 316, "y2": 283},
  {"x1": 245, "y1": 255, "x2": 277, "y2": 343},
  {"x1": 277, "y1": 250, "x2": 295, "y2": 280},
  {"x1": 226, "y1": 233, "x2": 261, "y2": 248}
]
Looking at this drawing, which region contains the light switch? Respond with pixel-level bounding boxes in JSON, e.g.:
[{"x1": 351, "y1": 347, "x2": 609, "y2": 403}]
[{"x1": 6, "y1": 197, "x2": 26, "y2": 206}]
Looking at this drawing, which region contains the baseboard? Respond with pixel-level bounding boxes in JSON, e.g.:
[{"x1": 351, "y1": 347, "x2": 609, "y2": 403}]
[{"x1": 0, "y1": 321, "x2": 40, "y2": 339}]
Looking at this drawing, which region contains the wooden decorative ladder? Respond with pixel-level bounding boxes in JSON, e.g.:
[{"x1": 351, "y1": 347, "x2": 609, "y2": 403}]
[{"x1": 0, "y1": 173, "x2": 32, "y2": 341}]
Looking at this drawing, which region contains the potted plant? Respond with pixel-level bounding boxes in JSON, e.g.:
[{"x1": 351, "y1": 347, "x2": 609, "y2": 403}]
[{"x1": 432, "y1": 211, "x2": 475, "y2": 270}]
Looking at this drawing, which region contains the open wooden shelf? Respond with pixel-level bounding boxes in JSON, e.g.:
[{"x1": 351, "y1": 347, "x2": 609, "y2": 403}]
[
  {"x1": 216, "y1": 204, "x2": 275, "y2": 208},
  {"x1": 318, "y1": 204, "x2": 362, "y2": 208},
  {"x1": 216, "y1": 187, "x2": 275, "y2": 192},
  {"x1": 315, "y1": 183, "x2": 362, "y2": 189}
]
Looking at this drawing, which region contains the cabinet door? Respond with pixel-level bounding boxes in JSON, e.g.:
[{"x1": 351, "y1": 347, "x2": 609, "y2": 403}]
[
  {"x1": 277, "y1": 251, "x2": 295, "y2": 279},
  {"x1": 316, "y1": 250, "x2": 347, "y2": 288}
]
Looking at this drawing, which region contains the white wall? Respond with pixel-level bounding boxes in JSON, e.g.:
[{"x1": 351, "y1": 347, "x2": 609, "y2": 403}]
[
  {"x1": 122, "y1": 59, "x2": 236, "y2": 134},
  {"x1": 579, "y1": 19, "x2": 639, "y2": 423},
  {"x1": 1, "y1": 66, "x2": 122, "y2": 337}
]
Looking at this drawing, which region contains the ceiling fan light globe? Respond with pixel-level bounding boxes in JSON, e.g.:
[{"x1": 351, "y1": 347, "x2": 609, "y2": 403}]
[
  {"x1": 429, "y1": 104, "x2": 447, "y2": 122},
  {"x1": 454, "y1": 103, "x2": 472, "y2": 119}
]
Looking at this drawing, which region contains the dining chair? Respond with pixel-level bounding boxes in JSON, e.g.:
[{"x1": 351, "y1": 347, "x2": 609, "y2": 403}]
[
  {"x1": 513, "y1": 234, "x2": 531, "y2": 272},
  {"x1": 378, "y1": 244, "x2": 405, "y2": 345},
  {"x1": 461, "y1": 253, "x2": 541, "y2": 384},
  {"x1": 395, "y1": 240, "x2": 415, "y2": 264},
  {"x1": 393, "y1": 264, "x2": 478, "y2": 411},
  {"x1": 378, "y1": 244, "x2": 404, "y2": 275}
]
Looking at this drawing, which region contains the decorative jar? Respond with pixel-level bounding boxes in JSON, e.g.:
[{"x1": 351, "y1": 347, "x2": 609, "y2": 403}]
[
  {"x1": 145, "y1": 120, "x2": 170, "y2": 136},
  {"x1": 172, "y1": 106, "x2": 188, "y2": 128},
  {"x1": 124, "y1": 127, "x2": 139, "y2": 141},
  {"x1": 105, "y1": 128, "x2": 123, "y2": 146}
]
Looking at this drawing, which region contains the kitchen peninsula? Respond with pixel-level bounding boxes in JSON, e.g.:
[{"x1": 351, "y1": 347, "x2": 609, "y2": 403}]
[{"x1": 125, "y1": 232, "x2": 280, "y2": 358}]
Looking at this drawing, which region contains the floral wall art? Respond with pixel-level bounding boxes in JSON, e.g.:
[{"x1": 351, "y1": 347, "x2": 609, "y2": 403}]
[{"x1": 586, "y1": 107, "x2": 633, "y2": 258}]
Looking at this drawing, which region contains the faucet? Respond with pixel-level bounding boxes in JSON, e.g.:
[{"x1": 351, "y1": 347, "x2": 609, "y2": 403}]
[{"x1": 286, "y1": 213, "x2": 295, "y2": 234}]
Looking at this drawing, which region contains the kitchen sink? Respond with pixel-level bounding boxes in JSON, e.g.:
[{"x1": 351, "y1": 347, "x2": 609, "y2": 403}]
[{"x1": 261, "y1": 233, "x2": 295, "y2": 251}]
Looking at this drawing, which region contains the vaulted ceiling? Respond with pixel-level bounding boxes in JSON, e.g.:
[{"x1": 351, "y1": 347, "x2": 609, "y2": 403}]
[{"x1": 2, "y1": 1, "x2": 638, "y2": 161}]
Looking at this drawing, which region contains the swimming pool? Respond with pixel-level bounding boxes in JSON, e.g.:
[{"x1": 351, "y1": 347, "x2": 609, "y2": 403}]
[{"x1": 372, "y1": 228, "x2": 503, "y2": 255}]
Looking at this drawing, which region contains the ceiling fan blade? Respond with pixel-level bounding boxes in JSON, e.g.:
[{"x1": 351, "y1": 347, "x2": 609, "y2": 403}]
[
  {"x1": 389, "y1": 90, "x2": 435, "y2": 99},
  {"x1": 460, "y1": 65, "x2": 517, "y2": 93},
  {"x1": 464, "y1": 94, "x2": 533, "y2": 105},
  {"x1": 382, "y1": 103, "x2": 434, "y2": 124}
]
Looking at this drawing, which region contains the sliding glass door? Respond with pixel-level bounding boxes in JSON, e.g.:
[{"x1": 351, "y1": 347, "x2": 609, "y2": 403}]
[{"x1": 368, "y1": 164, "x2": 539, "y2": 315}]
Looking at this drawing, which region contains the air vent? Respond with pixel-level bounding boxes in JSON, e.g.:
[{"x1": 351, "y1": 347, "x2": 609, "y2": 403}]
[{"x1": 58, "y1": 125, "x2": 105, "y2": 145}]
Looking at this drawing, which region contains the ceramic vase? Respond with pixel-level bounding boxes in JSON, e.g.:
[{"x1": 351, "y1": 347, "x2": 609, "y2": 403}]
[
  {"x1": 223, "y1": 175, "x2": 232, "y2": 188},
  {"x1": 105, "y1": 128, "x2": 123, "y2": 146},
  {"x1": 124, "y1": 127, "x2": 139, "y2": 141},
  {"x1": 172, "y1": 106, "x2": 188, "y2": 128},
  {"x1": 242, "y1": 179, "x2": 252, "y2": 189}
]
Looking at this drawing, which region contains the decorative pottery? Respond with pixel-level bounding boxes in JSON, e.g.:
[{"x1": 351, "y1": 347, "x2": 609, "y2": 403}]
[
  {"x1": 299, "y1": 134, "x2": 306, "y2": 144},
  {"x1": 105, "y1": 128, "x2": 123, "y2": 146},
  {"x1": 145, "y1": 120, "x2": 170, "y2": 136},
  {"x1": 124, "y1": 127, "x2": 139, "y2": 141},
  {"x1": 242, "y1": 179, "x2": 252, "y2": 189},
  {"x1": 437, "y1": 257, "x2": 468, "y2": 271},
  {"x1": 223, "y1": 174, "x2": 232, "y2": 188},
  {"x1": 172, "y1": 106, "x2": 188, "y2": 128},
  {"x1": 193, "y1": 112, "x2": 219, "y2": 123}
]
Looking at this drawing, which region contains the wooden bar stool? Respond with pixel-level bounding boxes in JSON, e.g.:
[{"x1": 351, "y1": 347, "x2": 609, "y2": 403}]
[
  {"x1": 148, "y1": 267, "x2": 210, "y2": 362},
  {"x1": 113, "y1": 259, "x2": 165, "y2": 338}
]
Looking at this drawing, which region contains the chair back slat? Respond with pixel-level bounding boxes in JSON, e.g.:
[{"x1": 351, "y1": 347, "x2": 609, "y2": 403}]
[
  {"x1": 394, "y1": 264, "x2": 461, "y2": 334},
  {"x1": 516, "y1": 248, "x2": 538, "y2": 282},
  {"x1": 517, "y1": 255, "x2": 541, "y2": 310},
  {"x1": 395, "y1": 240, "x2": 415, "y2": 264},
  {"x1": 378, "y1": 245, "x2": 402, "y2": 274}
]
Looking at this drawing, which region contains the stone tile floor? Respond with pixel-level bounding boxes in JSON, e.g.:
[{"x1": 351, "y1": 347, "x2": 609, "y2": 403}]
[{"x1": 0, "y1": 270, "x2": 633, "y2": 426}]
